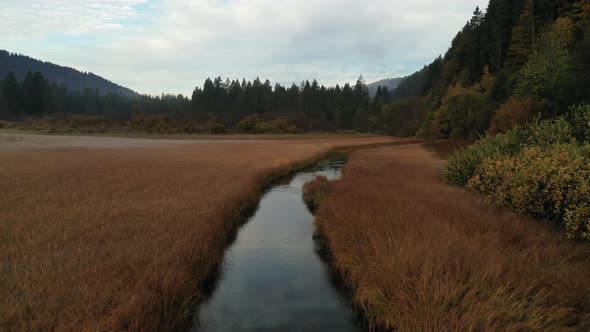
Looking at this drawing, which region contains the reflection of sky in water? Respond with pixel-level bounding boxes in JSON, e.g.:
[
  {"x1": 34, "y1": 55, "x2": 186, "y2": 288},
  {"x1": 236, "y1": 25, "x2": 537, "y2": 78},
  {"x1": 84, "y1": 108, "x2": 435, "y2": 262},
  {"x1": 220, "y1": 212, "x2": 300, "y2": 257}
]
[{"x1": 194, "y1": 160, "x2": 362, "y2": 332}]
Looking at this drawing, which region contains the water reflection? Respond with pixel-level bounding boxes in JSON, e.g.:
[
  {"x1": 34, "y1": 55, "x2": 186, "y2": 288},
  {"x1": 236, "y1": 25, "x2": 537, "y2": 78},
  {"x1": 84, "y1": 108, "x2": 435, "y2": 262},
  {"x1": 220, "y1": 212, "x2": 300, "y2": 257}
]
[{"x1": 193, "y1": 160, "x2": 363, "y2": 332}]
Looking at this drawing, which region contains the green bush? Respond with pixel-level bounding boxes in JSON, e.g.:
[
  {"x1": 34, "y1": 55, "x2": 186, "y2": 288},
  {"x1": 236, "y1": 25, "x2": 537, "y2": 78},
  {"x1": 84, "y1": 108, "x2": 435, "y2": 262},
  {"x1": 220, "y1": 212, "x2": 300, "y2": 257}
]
[
  {"x1": 64, "y1": 115, "x2": 109, "y2": 129},
  {"x1": 131, "y1": 115, "x2": 179, "y2": 134},
  {"x1": 444, "y1": 117, "x2": 577, "y2": 186},
  {"x1": 468, "y1": 144, "x2": 590, "y2": 240},
  {"x1": 444, "y1": 128, "x2": 526, "y2": 185},
  {"x1": 236, "y1": 115, "x2": 263, "y2": 132},
  {"x1": 564, "y1": 203, "x2": 590, "y2": 241},
  {"x1": 204, "y1": 118, "x2": 229, "y2": 134},
  {"x1": 236, "y1": 115, "x2": 297, "y2": 134},
  {"x1": 253, "y1": 119, "x2": 297, "y2": 134},
  {"x1": 523, "y1": 117, "x2": 575, "y2": 148},
  {"x1": 566, "y1": 104, "x2": 590, "y2": 144}
]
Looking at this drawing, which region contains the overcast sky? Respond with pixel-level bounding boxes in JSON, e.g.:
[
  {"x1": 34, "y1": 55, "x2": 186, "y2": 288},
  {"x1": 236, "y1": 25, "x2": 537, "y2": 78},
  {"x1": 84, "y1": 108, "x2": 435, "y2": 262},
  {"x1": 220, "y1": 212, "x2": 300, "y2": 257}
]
[{"x1": 1, "y1": 0, "x2": 484, "y2": 95}]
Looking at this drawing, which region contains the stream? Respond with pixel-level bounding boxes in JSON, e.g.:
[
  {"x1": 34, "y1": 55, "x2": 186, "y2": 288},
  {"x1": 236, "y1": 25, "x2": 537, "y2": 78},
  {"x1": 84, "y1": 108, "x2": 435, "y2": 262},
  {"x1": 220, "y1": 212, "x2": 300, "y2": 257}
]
[{"x1": 192, "y1": 159, "x2": 363, "y2": 331}]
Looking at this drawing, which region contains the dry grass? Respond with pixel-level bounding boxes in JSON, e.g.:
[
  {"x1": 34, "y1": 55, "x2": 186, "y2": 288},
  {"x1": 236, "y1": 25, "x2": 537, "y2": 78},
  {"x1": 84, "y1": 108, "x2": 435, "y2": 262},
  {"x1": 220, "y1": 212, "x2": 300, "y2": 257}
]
[
  {"x1": 315, "y1": 143, "x2": 590, "y2": 331},
  {"x1": 302, "y1": 176, "x2": 332, "y2": 211},
  {"x1": 0, "y1": 127, "x2": 380, "y2": 141},
  {"x1": 0, "y1": 135, "x2": 392, "y2": 331}
]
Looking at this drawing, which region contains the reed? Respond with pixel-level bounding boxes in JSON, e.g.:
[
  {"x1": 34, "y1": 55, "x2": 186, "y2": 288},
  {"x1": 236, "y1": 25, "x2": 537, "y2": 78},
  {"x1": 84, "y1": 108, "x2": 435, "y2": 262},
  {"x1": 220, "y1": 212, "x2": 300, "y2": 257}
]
[{"x1": 315, "y1": 143, "x2": 590, "y2": 331}]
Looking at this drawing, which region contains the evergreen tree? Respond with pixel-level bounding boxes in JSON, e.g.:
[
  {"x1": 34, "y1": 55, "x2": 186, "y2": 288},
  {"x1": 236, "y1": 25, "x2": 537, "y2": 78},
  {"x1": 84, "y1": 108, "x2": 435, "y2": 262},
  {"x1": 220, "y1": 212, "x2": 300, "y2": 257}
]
[
  {"x1": 22, "y1": 72, "x2": 50, "y2": 115},
  {"x1": 3, "y1": 72, "x2": 22, "y2": 116},
  {"x1": 506, "y1": 0, "x2": 536, "y2": 69}
]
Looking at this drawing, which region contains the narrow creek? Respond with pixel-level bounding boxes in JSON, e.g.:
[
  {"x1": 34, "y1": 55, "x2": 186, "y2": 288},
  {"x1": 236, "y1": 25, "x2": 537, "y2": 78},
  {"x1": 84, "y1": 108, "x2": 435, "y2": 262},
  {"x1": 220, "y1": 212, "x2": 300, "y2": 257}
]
[{"x1": 192, "y1": 159, "x2": 364, "y2": 331}]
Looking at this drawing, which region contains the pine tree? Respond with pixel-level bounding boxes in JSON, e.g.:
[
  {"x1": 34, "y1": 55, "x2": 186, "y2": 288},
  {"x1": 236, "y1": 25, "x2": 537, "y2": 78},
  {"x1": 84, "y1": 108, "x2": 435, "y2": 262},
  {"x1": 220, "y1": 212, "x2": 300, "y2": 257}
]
[
  {"x1": 506, "y1": 0, "x2": 536, "y2": 69},
  {"x1": 470, "y1": 6, "x2": 485, "y2": 27},
  {"x1": 22, "y1": 72, "x2": 50, "y2": 115},
  {"x1": 381, "y1": 86, "x2": 391, "y2": 104},
  {"x1": 2, "y1": 72, "x2": 22, "y2": 116}
]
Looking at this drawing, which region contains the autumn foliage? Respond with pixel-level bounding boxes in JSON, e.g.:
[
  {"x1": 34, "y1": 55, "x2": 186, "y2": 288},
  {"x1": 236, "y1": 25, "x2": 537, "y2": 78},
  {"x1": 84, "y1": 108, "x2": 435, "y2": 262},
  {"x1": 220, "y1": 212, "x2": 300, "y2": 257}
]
[{"x1": 487, "y1": 98, "x2": 537, "y2": 134}]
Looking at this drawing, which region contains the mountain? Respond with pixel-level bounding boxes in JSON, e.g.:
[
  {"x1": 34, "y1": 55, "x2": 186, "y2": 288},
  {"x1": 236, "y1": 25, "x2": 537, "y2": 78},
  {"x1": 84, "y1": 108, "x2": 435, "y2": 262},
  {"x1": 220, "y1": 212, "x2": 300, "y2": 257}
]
[
  {"x1": 367, "y1": 77, "x2": 405, "y2": 97},
  {"x1": 0, "y1": 50, "x2": 137, "y2": 97}
]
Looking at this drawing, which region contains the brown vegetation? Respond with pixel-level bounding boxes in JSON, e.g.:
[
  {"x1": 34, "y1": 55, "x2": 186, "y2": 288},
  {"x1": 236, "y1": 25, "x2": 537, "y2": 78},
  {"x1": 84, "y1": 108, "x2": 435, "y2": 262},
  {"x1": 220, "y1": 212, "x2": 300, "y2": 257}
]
[
  {"x1": 314, "y1": 144, "x2": 590, "y2": 331},
  {"x1": 0, "y1": 135, "x2": 392, "y2": 331},
  {"x1": 487, "y1": 98, "x2": 539, "y2": 135},
  {"x1": 3, "y1": 114, "x2": 302, "y2": 136},
  {"x1": 302, "y1": 176, "x2": 332, "y2": 211}
]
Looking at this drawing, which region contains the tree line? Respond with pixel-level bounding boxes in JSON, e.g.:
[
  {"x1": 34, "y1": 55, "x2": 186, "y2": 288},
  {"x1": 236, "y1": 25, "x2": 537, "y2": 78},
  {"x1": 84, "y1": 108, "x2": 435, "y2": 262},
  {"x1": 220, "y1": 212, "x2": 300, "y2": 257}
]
[{"x1": 0, "y1": 71, "x2": 404, "y2": 132}]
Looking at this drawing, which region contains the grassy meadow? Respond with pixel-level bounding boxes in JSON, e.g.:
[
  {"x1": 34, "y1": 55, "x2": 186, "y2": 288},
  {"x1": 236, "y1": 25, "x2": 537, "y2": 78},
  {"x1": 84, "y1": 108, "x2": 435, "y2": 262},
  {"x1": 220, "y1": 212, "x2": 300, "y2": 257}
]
[
  {"x1": 312, "y1": 143, "x2": 590, "y2": 331},
  {"x1": 0, "y1": 134, "x2": 392, "y2": 331}
]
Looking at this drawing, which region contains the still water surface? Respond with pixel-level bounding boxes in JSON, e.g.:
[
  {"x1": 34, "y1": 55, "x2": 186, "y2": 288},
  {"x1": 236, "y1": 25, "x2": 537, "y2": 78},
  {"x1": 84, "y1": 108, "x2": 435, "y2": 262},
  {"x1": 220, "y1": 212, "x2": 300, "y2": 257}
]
[{"x1": 193, "y1": 160, "x2": 363, "y2": 332}]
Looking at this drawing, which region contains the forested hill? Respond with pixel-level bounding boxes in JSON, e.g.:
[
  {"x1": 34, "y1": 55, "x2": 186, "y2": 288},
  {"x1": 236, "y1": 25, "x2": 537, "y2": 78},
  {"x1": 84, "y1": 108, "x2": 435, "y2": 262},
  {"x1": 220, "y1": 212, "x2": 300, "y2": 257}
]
[
  {"x1": 367, "y1": 77, "x2": 404, "y2": 98},
  {"x1": 386, "y1": 0, "x2": 590, "y2": 139},
  {"x1": 0, "y1": 50, "x2": 136, "y2": 97}
]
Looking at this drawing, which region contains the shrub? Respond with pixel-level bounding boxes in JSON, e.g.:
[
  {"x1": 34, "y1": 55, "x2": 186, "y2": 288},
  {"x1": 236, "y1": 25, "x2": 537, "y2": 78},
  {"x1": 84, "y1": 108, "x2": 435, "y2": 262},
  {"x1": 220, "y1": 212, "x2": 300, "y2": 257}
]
[
  {"x1": 449, "y1": 127, "x2": 467, "y2": 140},
  {"x1": 487, "y1": 98, "x2": 537, "y2": 134},
  {"x1": 523, "y1": 117, "x2": 575, "y2": 148},
  {"x1": 204, "y1": 118, "x2": 229, "y2": 134},
  {"x1": 302, "y1": 176, "x2": 332, "y2": 211},
  {"x1": 341, "y1": 129, "x2": 357, "y2": 135},
  {"x1": 468, "y1": 144, "x2": 590, "y2": 240},
  {"x1": 0, "y1": 121, "x2": 18, "y2": 129},
  {"x1": 444, "y1": 128, "x2": 526, "y2": 185},
  {"x1": 182, "y1": 120, "x2": 204, "y2": 134},
  {"x1": 565, "y1": 104, "x2": 590, "y2": 144},
  {"x1": 270, "y1": 119, "x2": 298, "y2": 134},
  {"x1": 64, "y1": 115, "x2": 109, "y2": 129},
  {"x1": 236, "y1": 115, "x2": 297, "y2": 134},
  {"x1": 253, "y1": 119, "x2": 297, "y2": 134},
  {"x1": 564, "y1": 203, "x2": 590, "y2": 241},
  {"x1": 19, "y1": 118, "x2": 51, "y2": 131},
  {"x1": 131, "y1": 114, "x2": 178, "y2": 134},
  {"x1": 445, "y1": 117, "x2": 577, "y2": 186},
  {"x1": 54, "y1": 115, "x2": 110, "y2": 133},
  {"x1": 236, "y1": 115, "x2": 263, "y2": 133}
]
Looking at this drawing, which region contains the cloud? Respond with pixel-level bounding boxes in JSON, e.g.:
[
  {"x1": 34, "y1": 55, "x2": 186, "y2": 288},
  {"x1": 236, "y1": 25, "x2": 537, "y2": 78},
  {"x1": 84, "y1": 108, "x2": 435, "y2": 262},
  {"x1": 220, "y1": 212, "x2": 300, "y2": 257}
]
[
  {"x1": 0, "y1": 0, "x2": 148, "y2": 37},
  {"x1": 0, "y1": 0, "x2": 484, "y2": 95}
]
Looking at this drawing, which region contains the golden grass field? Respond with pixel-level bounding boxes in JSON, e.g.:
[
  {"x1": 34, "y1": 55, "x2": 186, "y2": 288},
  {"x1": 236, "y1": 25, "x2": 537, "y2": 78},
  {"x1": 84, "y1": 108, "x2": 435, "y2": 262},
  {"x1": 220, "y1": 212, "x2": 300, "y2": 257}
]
[
  {"x1": 315, "y1": 143, "x2": 590, "y2": 331},
  {"x1": 0, "y1": 134, "x2": 392, "y2": 331}
]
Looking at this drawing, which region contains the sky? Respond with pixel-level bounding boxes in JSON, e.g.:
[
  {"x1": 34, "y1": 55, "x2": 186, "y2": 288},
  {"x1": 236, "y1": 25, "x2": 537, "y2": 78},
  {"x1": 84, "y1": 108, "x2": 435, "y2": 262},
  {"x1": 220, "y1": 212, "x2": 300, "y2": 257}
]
[{"x1": 0, "y1": 0, "x2": 484, "y2": 96}]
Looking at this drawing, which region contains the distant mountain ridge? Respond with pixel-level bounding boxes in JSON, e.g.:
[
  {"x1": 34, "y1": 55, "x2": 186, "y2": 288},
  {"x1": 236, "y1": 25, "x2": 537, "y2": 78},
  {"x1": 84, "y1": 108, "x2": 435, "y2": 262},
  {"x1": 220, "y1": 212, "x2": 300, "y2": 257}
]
[
  {"x1": 367, "y1": 77, "x2": 405, "y2": 97},
  {"x1": 0, "y1": 50, "x2": 137, "y2": 97}
]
